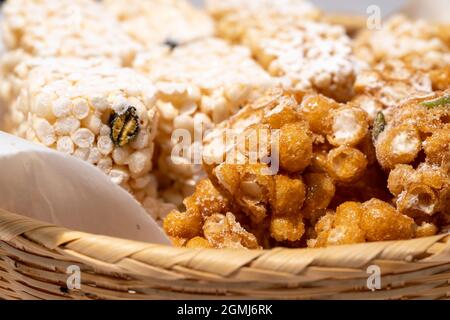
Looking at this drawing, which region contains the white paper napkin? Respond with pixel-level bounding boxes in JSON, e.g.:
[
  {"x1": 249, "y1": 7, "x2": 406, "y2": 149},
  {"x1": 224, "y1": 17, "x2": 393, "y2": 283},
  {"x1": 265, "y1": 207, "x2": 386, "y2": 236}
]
[{"x1": 0, "y1": 131, "x2": 170, "y2": 245}]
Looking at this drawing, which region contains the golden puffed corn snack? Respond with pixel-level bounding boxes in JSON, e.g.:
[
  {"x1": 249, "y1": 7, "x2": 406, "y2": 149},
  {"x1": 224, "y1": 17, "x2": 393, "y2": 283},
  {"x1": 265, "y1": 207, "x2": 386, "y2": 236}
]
[
  {"x1": 308, "y1": 199, "x2": 416, "y2": 248},
  {"x1": 165, "y1": 89, "x2": 423, "y2": 249},
  {"x1": 374, "y1": 92, "x2": 449, "y2": 226}
]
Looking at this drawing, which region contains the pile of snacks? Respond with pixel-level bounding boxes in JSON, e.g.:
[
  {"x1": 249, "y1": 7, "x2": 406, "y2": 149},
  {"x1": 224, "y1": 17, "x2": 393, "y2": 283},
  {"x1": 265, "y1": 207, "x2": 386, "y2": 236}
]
[
  {"x1": 0, "y1": 0, "x2": 448, "y2": 248},
  {"x1": 164, "y1": 89, "x2": 449, "y2": 249}
]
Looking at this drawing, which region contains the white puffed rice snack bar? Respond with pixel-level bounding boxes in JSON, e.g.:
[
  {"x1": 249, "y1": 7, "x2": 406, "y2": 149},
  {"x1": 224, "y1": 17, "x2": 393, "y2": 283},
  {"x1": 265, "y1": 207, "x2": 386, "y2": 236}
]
[
  {"x1": 10, "y1": 58, "x2": 159, "y2": 205},
  {"x1": 1, "y1": 0, "x2": 140, "y2": 66}
]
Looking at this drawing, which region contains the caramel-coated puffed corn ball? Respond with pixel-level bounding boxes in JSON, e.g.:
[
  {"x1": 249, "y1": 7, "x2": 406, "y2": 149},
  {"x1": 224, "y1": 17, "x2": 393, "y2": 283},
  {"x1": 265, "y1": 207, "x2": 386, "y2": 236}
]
[
  {"x1": 279, "y1": 122, "x2": 313, "y2": 172},
  {"x1": 327, "y1": 106, "x2": 369, "y2": 147},
  {"x1": 360, "y1": 199, "x2": 415, "y2": 242},
  {"x1": 203, "y1": 213, "x2": 261, "y2": 249},
  {"x1": 272, "y1": 175, "x2": 306, "y2": 216},
  {"x1": 270, "y1": 215, "x2": 305, "y2": 242},
  {"x1": 300, "y1": 94, "x2": 339, "y2": 135},
  {"x1": 376, "y1": 125, "x2": 421, "y2": 170},
  {"x1": 185, "y1": 237, "x2": 212, "y2": 249},
  {"x1": 163, "y1": 209, "x2": 203, "y2": 240},
  {"x1": 326, "y1": 146, "x2": 368, "y2": 184}
]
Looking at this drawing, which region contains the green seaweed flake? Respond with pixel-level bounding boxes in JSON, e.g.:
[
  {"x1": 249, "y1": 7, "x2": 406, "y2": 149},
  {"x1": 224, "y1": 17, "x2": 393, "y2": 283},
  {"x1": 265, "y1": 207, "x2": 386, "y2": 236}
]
[{"x1": 421, "y1": 95, "x2": 450, "y2": 108}]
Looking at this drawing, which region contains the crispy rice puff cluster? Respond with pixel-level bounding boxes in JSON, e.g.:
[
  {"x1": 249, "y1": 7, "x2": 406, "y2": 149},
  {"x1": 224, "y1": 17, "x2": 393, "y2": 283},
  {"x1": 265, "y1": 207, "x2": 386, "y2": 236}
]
[
  {"x1": 8, "y1": 58, "x2": 166, "y2": 214},
  {"x1": 104, "y1": 0, "x2": 214, "y2": 48},
  {"x1": 206, "y1": 0, "x2": 355, "y2": 102},
  {"x1": 133, "y1": 38, "x2": 274, "y2": 206},
  {"x1": 353, "y1": 15, "x2": 450, "y2": 117},
  {"x1": 0, "y1": 0, "x2": 182, "y2": 220},
  {"x1": 163, "y1": 89, "x2": 445, "y2": 249}
]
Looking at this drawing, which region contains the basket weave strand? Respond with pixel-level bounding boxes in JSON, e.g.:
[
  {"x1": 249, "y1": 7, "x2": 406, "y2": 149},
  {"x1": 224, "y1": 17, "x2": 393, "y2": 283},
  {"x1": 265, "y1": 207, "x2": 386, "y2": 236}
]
[{"x1": 0, "y1": 208, "x2": 449, "y2": 299}]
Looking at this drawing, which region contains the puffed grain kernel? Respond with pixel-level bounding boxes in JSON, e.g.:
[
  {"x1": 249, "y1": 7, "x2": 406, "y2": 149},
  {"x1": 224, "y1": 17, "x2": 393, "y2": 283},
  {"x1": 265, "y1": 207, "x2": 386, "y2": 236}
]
[
  {"x1": 387, "y1": 164, "x2": 416, "y2": 196},
  {"x1": 376, "y1": 125, "x2": 421, "y2": 169},
  {"x1": 279, "y1": 122, "x2": 313, "y2": 173},
  {"x1": 308, "y1": 147, "x2": 330, "y2": 173},
  {"x1": 397, "y1": 183, "x2": 438, "y2": 216},
  {"x1": 334, "y1": 201, "x2": 364, "y2": 226},
  {"x1": 163, "y1": 209, "x2": 203, "y2": 239},
  {"x1": 170, "y1": 237, "x2": 188, "y2": 247},
  {"x1": 302, "y1": 173, "x2": 335, "y2": 220},
  {"x1": 325, "y1": 224, "x2": 366, "y2": 246},
  {"x1": 262, "y1": 101, "x2": 301, "y2": 129},
  {"x1": 310, "y1": 211, "x2": 334, "y2": 247},
  {"x1": 183, "y1": 179, "x2": 230, "y2": 218},
  {"x1": 203, "y1": 212, "x2": 260, "y2": 249},
  {"x1": 270, "y1": 215, "x2": 305, "y2": 242},
  {"x1": 56, "y1": 136, "x2": 74, "y2": 154},
  {"x1": 357, "y1": 134, "x2": 377, "y2": 166},
  {"x1": 271, "y1": 175, "x2": 306, "y2": 216},
  {"x1": 415, "y1": 222, "x2": 438, "y2": 238},
  {"x1": 54, "y1": 117, "x2": 80, "y2": 135},
  {"x1": 71, "y1": 128, "x2": 95, "y2": 148},
  {"x1": 423, "y1": 128, "x2": 450, "y2": 165},
  {"x1": 52, "y1": 97, "x2": 72, "y2": 118},
  {"x1": 33, "y1": 117, "x2": 55, "y2": 146},
  {"x1": 97, "y1": 135, "x2": 114, "y2": 155},
  {"x1": 128, "y1": 149, "x2": 152, "y2": 177},
  {"x1": 72, "y1": 147, "x2": 90, "y2": 161},
  {"x1": 238, "y1": 163, "x2": 275, "y2": 223},
  {"x1": 326, "y1": 146, "x2": 368, "y2": 184},
  {"x1": 300, "y1": 94, "x2": 339, "y2": 135},
  {"x1": 327, "y1": 107, "x2": 368, "y2": 147},
  {"x1": 361, "y1": 199, "x2": 415, "y2": 241},
  {"x1": 185, "y1": 237, "x2": 212, "y2": 249},
  {"x1": 72, "y1": 98, "x2": 90, "y2": 120}
]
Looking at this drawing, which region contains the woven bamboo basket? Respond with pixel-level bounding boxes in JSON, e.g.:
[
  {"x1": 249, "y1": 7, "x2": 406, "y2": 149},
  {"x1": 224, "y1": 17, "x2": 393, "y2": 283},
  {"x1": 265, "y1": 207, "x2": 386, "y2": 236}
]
[{"x1": 0, "y1": 208, "x2": 449, "y2": 300}]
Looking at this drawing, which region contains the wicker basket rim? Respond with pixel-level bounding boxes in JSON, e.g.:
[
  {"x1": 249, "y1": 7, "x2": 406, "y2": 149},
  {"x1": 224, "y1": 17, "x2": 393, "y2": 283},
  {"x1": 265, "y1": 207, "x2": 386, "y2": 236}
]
[
  {"x1": 1, "y1": 207, "x2": 450, "y2": 299},
  {"x1": 1, "y1": 207, "x2": 449, "y2": 268}
]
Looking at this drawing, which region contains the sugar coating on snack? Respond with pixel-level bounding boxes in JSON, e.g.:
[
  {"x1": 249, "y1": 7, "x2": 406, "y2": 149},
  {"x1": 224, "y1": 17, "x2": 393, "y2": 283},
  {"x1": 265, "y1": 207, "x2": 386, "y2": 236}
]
[
  {"x1": 353, "y1": 15, "x2": 450, "y2": 113},
  {"x1": 242, "y1": 21, "x2": 356, "y2": 101},
  {"x1": 355, "y1": 15, "x2": 450, "y2": 65},
  {"x1": 104, "y1": 0, "x2": 214, "y2": 47},
  {"x1": 134, "y1": 38, "x2": 274, "y2": 204},
  {"x1": 1, "y1": 0, "x2": 140, "y2": 66},
  {"x1": 10, "y1": 58, "x2": 161, "y2": 209}
]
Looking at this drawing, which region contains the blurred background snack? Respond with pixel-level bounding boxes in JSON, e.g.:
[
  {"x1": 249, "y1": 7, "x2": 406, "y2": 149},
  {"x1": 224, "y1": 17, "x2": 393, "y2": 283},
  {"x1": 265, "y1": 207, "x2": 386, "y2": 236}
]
[{"x1": 104, "y1": 0, "x2": 215, "y2": 48}]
